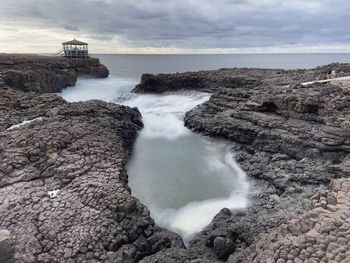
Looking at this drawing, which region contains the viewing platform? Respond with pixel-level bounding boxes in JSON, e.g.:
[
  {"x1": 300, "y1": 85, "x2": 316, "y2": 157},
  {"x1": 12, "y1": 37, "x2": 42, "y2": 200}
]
[{"x1": 57, "y1": 39, "x2": 89, "y2": 58}]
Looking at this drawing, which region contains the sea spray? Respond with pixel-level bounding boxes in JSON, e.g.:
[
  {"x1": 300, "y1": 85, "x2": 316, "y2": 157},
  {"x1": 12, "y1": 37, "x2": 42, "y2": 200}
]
[
  {"x1": 120, "y1": 92, "x2": 210, "y2": 139},
  {"x1": 59, "y1": 77, "x2": 137, "y2": 102}
]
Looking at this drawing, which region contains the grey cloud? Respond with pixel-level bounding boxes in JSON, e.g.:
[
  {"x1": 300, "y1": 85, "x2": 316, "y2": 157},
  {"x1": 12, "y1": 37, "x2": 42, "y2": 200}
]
[
  {"x1": 0, "y1": 0, "x2": 349, "y2": 49},
  {"x1": 61, "y1": 24, "x2": 80, "y2": 32}
]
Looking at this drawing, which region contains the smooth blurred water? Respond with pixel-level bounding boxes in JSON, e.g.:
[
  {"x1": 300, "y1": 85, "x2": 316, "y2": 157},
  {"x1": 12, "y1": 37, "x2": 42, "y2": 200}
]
[
  {"x1": 60, "y1": 77, "x2": 134, "y2": 101},
  {"x1": 119, "y1": 92, "x2": 248, "y2": 239}
]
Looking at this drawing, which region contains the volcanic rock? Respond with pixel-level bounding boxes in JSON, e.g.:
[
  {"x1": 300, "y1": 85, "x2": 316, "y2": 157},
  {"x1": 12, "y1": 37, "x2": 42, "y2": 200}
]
[
  {"x1": 0, "y1": 54, "x2": 109, "y2": 93},
  {"x1": 0, "y1": 55, "x2": 184, "y2": 262}
]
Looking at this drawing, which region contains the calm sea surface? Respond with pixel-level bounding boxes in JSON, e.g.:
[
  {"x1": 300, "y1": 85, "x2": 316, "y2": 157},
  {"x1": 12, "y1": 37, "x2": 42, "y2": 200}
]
[
  {"x1": 95, "y1": 53, "x2": 350, "y2": 79},
  {"x1": 60, "y1": 54, "x2": 348, "y2": 240}
]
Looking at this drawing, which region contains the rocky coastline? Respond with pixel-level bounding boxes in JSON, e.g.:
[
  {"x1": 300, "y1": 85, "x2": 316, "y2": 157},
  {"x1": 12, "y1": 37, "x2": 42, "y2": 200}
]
[
  {"x1": 0, "y1": 55, "x2": 184, "y2": 263},
  {"x1": 134, "y1": 64, "x2": 350, "y2": 262},
  {"x1": 2, "y1": 54, "x2": 350, "y2": 262},
  {"x1": 0, "y1": 54, "x2": 109, "y2": 93}
]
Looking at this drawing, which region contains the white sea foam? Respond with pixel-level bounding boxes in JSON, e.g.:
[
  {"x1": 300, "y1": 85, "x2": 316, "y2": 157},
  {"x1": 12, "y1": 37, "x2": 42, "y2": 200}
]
[
  {"x1": 7, "y1": 117, "x2": 43, "y2": 130},
  {"x1": 60, "y1": 77, "x2": 137, "y2": 102},
  {"x1": 121, "y1": 92, "x2": 210, "y2": 139},
  {"x1": 168, "y1": 191, "x2": 247, "y2": 240}
]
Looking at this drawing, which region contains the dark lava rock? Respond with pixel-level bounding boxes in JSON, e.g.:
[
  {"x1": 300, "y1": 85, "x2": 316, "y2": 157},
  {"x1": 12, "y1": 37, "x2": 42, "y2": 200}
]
[
  {"x1": 0, "y1": 54, "x2": 109, "y2": 93},
  {"x1": 0, "y1": 55, "x2": 184, "y2": 262},
  {"x1": 213, "y1": 236, "x2": 235, "y2": 260}
]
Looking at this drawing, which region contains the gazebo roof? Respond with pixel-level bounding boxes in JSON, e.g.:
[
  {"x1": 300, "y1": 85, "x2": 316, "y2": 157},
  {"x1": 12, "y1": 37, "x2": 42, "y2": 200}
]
[{"x1": 62, "y1": 39, "x2": 88, "y2": 45}]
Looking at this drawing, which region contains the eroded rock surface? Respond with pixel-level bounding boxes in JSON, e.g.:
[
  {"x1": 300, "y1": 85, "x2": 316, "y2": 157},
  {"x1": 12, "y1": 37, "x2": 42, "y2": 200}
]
[
  {"x1": 0, "y1": 55, "x2": 184, "y2": 262},
  {"x1": 0, "y1": 54, "x2": 109, "y2": 93},
  {"x1": 134, "y1": 64, "x2": 350, "y2": 94},
  {"x1": 229, "y1": 179, "x2": 350, "y2": 263},
  {"x1": 135, "y1": 63, "x2": 350, "y2": 262}
]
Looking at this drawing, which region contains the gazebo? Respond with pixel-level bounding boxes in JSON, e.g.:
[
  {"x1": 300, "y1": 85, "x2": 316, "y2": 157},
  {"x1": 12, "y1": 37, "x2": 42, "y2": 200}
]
[{"x1": 62, "y1": 39, "x2": 89, "y2": 58}]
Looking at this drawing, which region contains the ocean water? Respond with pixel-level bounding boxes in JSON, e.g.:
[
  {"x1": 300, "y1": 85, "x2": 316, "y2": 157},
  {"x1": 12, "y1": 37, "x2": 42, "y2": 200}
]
[
  {"x1": 95, "y1": 53, "x2": 350, "y2": 78},
  {"x1": 59, "y1": 54, "x2": 348, "y2": 240}
]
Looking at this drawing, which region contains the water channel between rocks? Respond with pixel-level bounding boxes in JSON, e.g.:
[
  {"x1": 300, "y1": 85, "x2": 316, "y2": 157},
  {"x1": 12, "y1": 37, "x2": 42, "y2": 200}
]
[{"x1": 59, "y1": 76, "x2": 249, "y2": 241}]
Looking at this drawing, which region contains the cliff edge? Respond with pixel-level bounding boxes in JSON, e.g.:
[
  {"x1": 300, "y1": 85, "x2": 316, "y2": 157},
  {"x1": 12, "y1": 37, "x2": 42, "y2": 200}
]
[{"x1": 0, "y1": 54, "x2": 109, "y2": 93}]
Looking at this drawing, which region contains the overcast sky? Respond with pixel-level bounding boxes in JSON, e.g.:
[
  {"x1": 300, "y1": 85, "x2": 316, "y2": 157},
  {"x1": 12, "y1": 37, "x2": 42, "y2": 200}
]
[{"x1": 0, "y1": 0, "x2": 349, "y2": 53}]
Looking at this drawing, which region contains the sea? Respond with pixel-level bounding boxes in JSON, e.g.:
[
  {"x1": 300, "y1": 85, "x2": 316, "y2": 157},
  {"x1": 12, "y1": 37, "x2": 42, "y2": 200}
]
[{"x1": 58, "y1": 53, "x2": 350, "y2": 241}]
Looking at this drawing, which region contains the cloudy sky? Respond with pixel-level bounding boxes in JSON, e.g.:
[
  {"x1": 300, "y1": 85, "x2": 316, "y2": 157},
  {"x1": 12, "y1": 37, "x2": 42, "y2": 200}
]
[{"x1": 0, "y1": 0, "x2": 349, "y2": 53}]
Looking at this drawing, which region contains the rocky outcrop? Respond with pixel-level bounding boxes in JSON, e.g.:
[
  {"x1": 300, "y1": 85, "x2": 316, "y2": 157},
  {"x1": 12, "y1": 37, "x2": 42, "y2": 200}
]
[
  {"x1": 133, "y1": 65, "x2": 350, "y2": 94},
  {"x1": 134, "y1": 63, "x2": 350, "y2": 262},
  {"x1": 0, "y1": 54, "x2": 109, "y2": 93},
  {"x1": 0, "y1": 55, "x2": 184, "y2": 262},
  {"x1": 185, "y1": 82, "x2": 350, "y2": 167},
  {"x1": 134, "y1": 71, "x2": 261, "y2": 93}
]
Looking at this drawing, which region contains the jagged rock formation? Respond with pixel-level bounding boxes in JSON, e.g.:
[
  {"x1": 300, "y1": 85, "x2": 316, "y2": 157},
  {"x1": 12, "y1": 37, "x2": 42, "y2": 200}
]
[
  {"x1": 0, "y1": 54, "x2": 109, "y2": 93},
  {"x1": 133, "y1": 66, "x2": 346, "y2": 94},
  {"x1": 0, "y1": 55, "x2": 184, "y2": 263},
  {"x1": 135, "y1": 63, "x2": 350, "y2": 262}
]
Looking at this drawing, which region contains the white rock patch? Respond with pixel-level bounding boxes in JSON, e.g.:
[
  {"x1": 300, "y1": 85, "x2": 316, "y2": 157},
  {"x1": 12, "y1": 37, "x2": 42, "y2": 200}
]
[
  {"x1": 7, "y1": 117, "x2": 43, "y2": 130},
  {"x1": 48, "y1": 190, "x2": 60, "y2": 198}
]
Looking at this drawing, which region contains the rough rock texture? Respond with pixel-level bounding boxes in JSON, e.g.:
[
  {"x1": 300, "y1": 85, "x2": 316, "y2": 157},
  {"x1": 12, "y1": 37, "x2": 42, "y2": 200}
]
[
  {"x1": 0, "y1": 54, "x2": 109, "y2": 93},
  {"x1": 228, "y1": 179, "x2": 350, "y2": 263},
  {"x1": 135, "y1": 63, "x2": 350, "y2": 262},
  {"x1": 0, "y1": 55, "x2": 184, "y2": 262},
  {"x1": 134, "y1": 64, "x2": 350, "y2": 94}
]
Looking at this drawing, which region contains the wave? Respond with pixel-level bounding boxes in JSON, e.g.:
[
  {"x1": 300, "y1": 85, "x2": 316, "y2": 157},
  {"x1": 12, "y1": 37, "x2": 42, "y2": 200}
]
[{"x1": 60, "y1": 77, "x2": 137, "y2": 102}]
